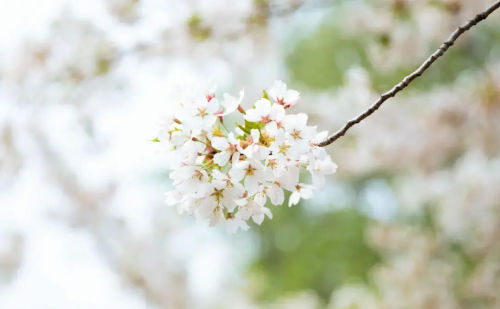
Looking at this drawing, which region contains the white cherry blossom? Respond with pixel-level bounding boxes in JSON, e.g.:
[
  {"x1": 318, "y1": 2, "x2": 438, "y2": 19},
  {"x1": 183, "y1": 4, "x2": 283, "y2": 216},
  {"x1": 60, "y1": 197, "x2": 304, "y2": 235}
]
[
  {"x1": 230, "y1": 158, "x2": 271, "y2": 195},
  {"x1": 184, "y1": 95, "x2": 219, "y2": 129},
  {"x1": 239, "y1": 129, "x2": 269, "y2": 160},
  {"x1": 211, "y1": 133, "x2": 241, "y2": 166},
  {"x1": 267, "y1": 80, "x2": 301, "y2": 108},
  {"x1": 169, "y1": 165, "x2": 208, "y2": 193},
  {"x1": 215, "y1": 88, "x2": 244, "y2": 116},
  {"x1": 244, "y1": 98, "x2": 285, "y2": 136},
  {"x1": 265, "y1": 166, "x2": 299, "y2": 205},
  {"x1": 307, "y1": 155, "x2": 338, "y2": 189},
  {"x1": 154, "y1": 81, "x2": 337, "y2": 233},
  {"x1": 289, "y1": 184, "x2": 314, "y2": 207},
  {"x1": 224, "y1": 216, "x2": 249, "y2": 234},
  {"x1": 268, "y1": 128, "x2": 294, "y2": 162},
  {"x1": 235, "y1": 198, "x2": 273, "y2": 225},
  {"x1": 283, "y1": 113, "x2": 317, "y2": 155}
]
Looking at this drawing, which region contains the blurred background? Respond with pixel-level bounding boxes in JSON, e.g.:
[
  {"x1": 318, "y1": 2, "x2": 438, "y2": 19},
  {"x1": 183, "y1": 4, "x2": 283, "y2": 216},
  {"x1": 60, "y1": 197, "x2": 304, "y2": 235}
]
[{"x1": 1, "y1": 0, "x2": 500, "y2": 308}]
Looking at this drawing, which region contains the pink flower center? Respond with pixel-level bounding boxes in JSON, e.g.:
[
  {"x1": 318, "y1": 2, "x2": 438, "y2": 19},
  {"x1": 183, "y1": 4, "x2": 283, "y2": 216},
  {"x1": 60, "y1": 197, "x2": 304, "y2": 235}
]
[
  {"x1": 261, "y1": 115, "x2": 271, "y2": 123},
  {"x1": 206, "y1": 93, "x2": 215, "y2": 102}
]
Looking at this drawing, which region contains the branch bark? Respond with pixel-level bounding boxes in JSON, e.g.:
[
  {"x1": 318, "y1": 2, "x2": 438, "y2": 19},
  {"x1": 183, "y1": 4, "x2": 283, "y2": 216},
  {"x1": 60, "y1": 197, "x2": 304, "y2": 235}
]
[{"x1": 316, "y1": 1, "x2": 500, "y2": 147}]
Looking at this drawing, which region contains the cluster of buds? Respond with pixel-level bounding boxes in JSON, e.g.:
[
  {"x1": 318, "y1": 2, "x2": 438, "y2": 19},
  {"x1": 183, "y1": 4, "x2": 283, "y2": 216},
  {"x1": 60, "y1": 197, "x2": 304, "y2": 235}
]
[{"x1": 155, "y1": 81, "x2": 337, "y2": 233}]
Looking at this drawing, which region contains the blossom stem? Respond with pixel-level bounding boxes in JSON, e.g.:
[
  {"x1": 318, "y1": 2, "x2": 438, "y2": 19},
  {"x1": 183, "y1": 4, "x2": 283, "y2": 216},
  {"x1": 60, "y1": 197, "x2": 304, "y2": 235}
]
[
  {"x1": 315, "y1": 0, "x2": 500, "y2": 147},
  {"x1": 220, "y1": 121, "x2": 230, "y2": 133},
  {"x1": 194, "y1": 139, "x2": 209, "y2": 146}
]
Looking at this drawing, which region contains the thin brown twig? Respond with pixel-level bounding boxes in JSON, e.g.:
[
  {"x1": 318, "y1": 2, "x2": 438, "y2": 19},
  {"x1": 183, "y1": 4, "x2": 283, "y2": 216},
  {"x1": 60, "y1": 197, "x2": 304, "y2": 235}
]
[{"x1": 316, "y1": 0, "x2": 500, "y2": 147}]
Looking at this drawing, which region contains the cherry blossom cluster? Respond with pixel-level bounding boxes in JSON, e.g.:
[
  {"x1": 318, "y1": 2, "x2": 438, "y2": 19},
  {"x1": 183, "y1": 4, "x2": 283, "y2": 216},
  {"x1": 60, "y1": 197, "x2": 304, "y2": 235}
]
[{"x1": 155, "y1": 81, "x2": 337, "y2": 233}]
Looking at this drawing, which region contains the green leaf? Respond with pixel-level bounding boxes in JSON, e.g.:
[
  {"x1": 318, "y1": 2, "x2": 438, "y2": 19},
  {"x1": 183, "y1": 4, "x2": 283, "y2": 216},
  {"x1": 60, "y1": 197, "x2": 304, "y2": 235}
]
[
  {"x1": 262, "y1": 89, "x2": 270, "y2": 100},
  {"x1": 245, "y1": 120, "x2": 265, "y2": 131},
  {"x1": 236, "y1": 123, "x2": 251, "y2": 134},
  {"x1": 150, "y1": 137, "x2": 160, "y2": 142}
]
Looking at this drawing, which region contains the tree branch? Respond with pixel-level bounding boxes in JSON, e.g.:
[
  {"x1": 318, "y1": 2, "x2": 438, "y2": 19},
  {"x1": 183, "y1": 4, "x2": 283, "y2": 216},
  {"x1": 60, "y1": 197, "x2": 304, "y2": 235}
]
[{"x1": 316, "y1": 1, "x2": 500, "y2": 147}]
